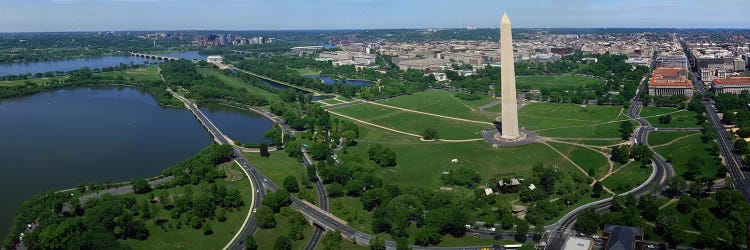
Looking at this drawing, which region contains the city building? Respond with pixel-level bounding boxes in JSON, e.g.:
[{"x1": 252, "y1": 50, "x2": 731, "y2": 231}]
[
  {"x1": 648, "y1": 67, "x2": 694, "y2": 96},
  {"x1": 562, "y1": 237, "x2": 593, "y2": 250},
  {"x1": 711, "y1": 77, "x2": 750, "y2": 94},
  {"x1": 655, "y1": 54, "x2": 689, "y2": 68},
  {"x1": 602, "y1": 225, "x2": 644, "y2": 250}
]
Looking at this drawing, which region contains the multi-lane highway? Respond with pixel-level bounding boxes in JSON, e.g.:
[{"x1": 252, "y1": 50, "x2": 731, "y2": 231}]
[{"x1": 685, "y1": 64, "x2": 750, "y2": 201}]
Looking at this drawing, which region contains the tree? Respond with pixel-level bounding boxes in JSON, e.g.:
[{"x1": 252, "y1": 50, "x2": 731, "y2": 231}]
[
  {"x1": 515, "y1": 219, "x2": 529, "y2": 242},
  {"x1": 676, "y1": 194, "x2": 697, "y2": 214},
  {"x1": 658, "y1": 114, "x2": 672, "y2": 124},
  {"x1": 132, "y1": 179, "x2": 151, "y2": 194},
  {"x1": 259, "y1": 142, "x2": 270, "y2": 157},
  {"x1": 216, "y1": 207, "x2": 227, "y2": 222},
  {"x1": 308, "y1": 143, "x2": 330, "y2": 160},
  {"x1": 619, "y1": 121, "x2": 634, "y2": 140},
  {"x1": 369, "y1": 237, "x2": 386, "y2": 250},
  {"x1": 414, "y1": 227, "x2": 441, "y2": 246},
  {"x1": 368, "y1": 144, "x2": 397, "y2": 167},
  {"x1": 610, "y1": 146, "x2": 629, "y2": 164},
  {"x1": 574, "y1": 208, "x2": 600, "y2": 235},
  {"x1": 666, "y1": 176, "x2": 687, "y2": 195},
  {"x1": 327, "y1": 183, "x2": 345, "y2": 198},
  {"x1": 592, "y1": 181, "x2": 603, "y2": 197},
  {"x1": 321, "y1": 231, "x2": 342, "y2": 250},
  {"x1": 202, "y1": 223, "x2": 213, "y2": 235},
  {"x1": 396, "y1": 237, "x2": 411, "y2": 250},
  {"x1": 245, "y1": 235, "x2": 258, "y2": 250},
  {"x1": 263, "y1": 190, "x2": 291, "y2": 212},
  {"x1": 283, "y1": 175, "x2": 300, "y2": 193},
  {"x1": 735, "y1": 139, "x2": 749, "y2": 154},
  {"x1": 422, "y1": 127, "x2": 439, "y2": 140},
  {"x1": 274, "y1": 236, "x2": 292, "y2": 250},
  {"x1": 284, "y1": 140, "x2": 302, "y2": 158},
  {"x1": 257, "y1": 206, "x2": 276, "y2": 229}
]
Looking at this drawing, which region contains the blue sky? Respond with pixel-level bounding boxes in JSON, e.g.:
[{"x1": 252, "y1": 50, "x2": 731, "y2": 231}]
[{"x1": 0, "y1": 0, "x2": 748, "y2": 32}]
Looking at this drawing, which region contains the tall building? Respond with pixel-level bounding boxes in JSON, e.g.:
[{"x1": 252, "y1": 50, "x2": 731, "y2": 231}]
[
  {"x1": 500, "y1": 12, "x2": 520, "y2": 140},
  {"x1": 648, "y1": 67, "x2": 694, "y2": 96}
]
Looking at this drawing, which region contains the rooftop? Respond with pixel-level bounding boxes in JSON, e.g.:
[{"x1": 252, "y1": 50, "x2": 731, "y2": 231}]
[
  {"x1": 604, "y1": 225, "x2": 643, "y2": 250},
  {"x1": 649, "y1": 67, "x2": 692, "y2": 87},
  {"x1": 563, "y1": 237, "x2": 593, "y2": 250},
  {"x1": 713, "y1": 77, "x2": 750, "y2": 86}
]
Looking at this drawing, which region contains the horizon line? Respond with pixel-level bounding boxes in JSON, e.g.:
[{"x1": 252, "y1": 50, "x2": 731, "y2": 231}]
[{"x1": 2, "y1": 27, "x2": 750, "y2": 34}]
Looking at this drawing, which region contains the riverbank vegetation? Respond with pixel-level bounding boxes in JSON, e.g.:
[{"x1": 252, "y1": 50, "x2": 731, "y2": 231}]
[
  {"x1": 2, "y1": 144, "x2": 247, "y2": 250},
  {"x1": 0, "y1": 33, "x2": 192, "y2": 63}
]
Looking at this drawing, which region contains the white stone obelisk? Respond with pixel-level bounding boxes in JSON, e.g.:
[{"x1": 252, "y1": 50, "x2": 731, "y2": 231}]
[{"x1": 500, "y1": 12, "x2": 520, "y2": 140}]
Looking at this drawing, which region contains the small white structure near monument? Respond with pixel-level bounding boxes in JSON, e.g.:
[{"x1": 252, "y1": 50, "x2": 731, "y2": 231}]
[
  {"x1": 207, "y1": 55, "x2": 224, "y2": 63},
  {"x1": 451, "y1": 159, "x2": 459, "y2": 164}
]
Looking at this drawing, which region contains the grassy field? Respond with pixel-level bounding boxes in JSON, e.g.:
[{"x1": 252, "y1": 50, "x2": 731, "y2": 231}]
[
  {"x1": 483, "y1": 103, "x2": 502, "y2": 113},
  {"x1": 344, "y1": 138, "x2": 574, "y2": 188},
  {"x1": 294, "y1": 67, "x2": 321, "y2": 76},
  {"x1": 331, "y1": 103, "x2": 494, "y2": 140},
  {"x1": 96, "y1": 67, "x2": 161, "y2": 82},
  {"x1": 0, "y1": 77, "x2": 65, "y2": 86},
  {"x1": 547, "y1": 142, "x2": 610, "y2": 179},
  {"x1": 329, "y1": 196, "x2": 375, "y2": 234},
  {"x1": 121, "y1": 163, "x2": 252, "y2": 250},
  {"x1": 519, "y1": 102, "x2": 626, "y2": 138},
  {"x1": 244, "y1": 152, "x2": 319, "y2": 205},
  {"x1": 601, "y1": 163, "x2": 652, "y2": 193},
  {"x1": 554, "y1": 138, "x2": 625, "y2": 147},
  {"x1": 517, "y1": 75, "x2": 602, "y2": 90},
  {"x1": 375, "y1": 90, "x2": 499, "y2": 122},
  {"x1": 198, "y1": 68, "x2": 278, "y2": 101},
  {"x1": 648, "y1": 131, "x2": 700, "y2": 147},
  {"x1": 653, "y1": 135, "x2": 720, "y2": 178},
  {"x1": 641, "y1": 107, "x2": 700, "y2": 128},
  {"x1": 254, "y1": 207, "x2": 314, "y2": 250}
]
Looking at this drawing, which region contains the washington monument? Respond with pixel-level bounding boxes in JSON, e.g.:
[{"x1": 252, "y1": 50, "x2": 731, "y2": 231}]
[{"x1": 500, "y1": 12, "x2": 520, "y2": 139}]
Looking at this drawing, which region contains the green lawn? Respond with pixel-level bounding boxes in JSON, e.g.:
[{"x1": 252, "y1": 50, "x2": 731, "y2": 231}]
[
  {"x1": 536, "y1": 121, "x2": 630, "y2": 139},
  {"x1": 648, "y1": 131, "x2": 700, "y2": 147},
  {"x1": 517, "y1": 75, "x2": 602, "y2": 90},
  {"x1": 554, "y1": 138, "x2": 625, "y2": 147},
  {"x1": 352, "y1": 119, "x2": 422, "y2": 144},
  {"x1": 331, "y1": 103, "x2": 494, "y2": 140},
  {"x1": 343, "y1": 139, "x2": 574, "y2": 189},
  {"x1": 653, "y1": 135, "x2": 721, "y2": 179},
  {"x1": 519, "y1": 102, "x2": 626, "y2": 138},
  {"x1": 548, "y1": 142, "x2": 610, "y2": 179},
  {"x1": 198, "y1": 68, "x2": 278, "y2": 101},
  {"x1": 244, "y1": 152, "x2": 319, "y2": 205},
  {"x1": 254, "y1": 207, "x2": 313, "y2": 250},
  {"x1": 97, "y1": 67, "x2": 161, "y2": 82},
  {"x1": 601, "y1": 164, "x2": 652, "y2": 194},
  {"x1": 294, "y1": 67, "x2": 321, "y2": 76},
  {"x1": 375, "y1": 90, "x2": 499, "y2": 122},
  {"x1": 329, "y1": 196, "x2": 374, "y2": 234},
  {"x1": 121, "y1": 163, "x2": 253, "y2": 250},
  {"x1": 641, "y1": 107, "x2": 700, "y2": 128},
  {"x1": 483, "y1": 102, "x2": 502, "y2": 113}
]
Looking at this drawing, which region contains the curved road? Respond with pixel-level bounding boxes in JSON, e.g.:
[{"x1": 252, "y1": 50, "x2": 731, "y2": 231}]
[
  {"x1": 544, "y1": 78, "x2": 675, "y2": 250},
  {"x1": 177, "y1": 74, "x2": 677, "y2": 250}
]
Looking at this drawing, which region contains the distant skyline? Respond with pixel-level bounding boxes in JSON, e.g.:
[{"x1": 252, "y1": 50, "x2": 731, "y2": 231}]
[{"x1": 0, "y1": 0, "x2": 749, "y2": 32}]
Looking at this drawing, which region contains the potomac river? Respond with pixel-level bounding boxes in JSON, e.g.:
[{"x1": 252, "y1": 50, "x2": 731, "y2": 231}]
[{"x1": 0, "y1": 84, "x2": 273, "y2": 237}]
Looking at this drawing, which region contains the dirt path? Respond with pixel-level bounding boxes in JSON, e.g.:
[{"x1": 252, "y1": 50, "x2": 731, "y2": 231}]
[
  {"x1": 366, "y1": 101, "x2": 494, "y2": 126},
  {"x1": 328, "y1": 110, "x2": 422, "y2": 138},
  {"x1": 545, "y1": 139, "x2": 616, "y2": 180},
  {"x1": 659, "y1": 198, "x2": 678, "y2": 210},
  {"x1": 651, "y1": 133, "x2": 700, "y2": 148}
]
